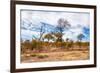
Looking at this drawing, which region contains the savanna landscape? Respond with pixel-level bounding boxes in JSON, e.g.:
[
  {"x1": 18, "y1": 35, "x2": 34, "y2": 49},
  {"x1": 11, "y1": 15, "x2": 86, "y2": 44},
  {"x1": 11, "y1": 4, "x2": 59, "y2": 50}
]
[{"x1": 21, "y1": 10, "x2": 90, "y2": 63}]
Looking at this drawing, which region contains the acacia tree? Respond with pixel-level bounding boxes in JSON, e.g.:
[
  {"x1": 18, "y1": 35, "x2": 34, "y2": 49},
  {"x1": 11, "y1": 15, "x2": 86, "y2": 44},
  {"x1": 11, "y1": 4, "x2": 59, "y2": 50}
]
[
  {"x1": 56, "y1": 18, "x2": 71, "y2": 42},
  {"x1": 43, "y1": 33, "x2": 54, "y2": 42}
]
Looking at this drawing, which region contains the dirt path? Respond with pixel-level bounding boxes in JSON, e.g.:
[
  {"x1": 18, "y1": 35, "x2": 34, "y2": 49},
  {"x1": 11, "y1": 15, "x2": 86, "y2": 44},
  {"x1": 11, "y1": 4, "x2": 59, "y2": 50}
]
[{"x1": 21, "y1": 50, "x2": 89, "y2": 63}]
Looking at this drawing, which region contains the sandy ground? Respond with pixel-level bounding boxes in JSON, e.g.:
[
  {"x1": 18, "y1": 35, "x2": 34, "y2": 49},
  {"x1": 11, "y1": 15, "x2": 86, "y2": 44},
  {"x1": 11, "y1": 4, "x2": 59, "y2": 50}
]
[{"x1": 21, "y1": 50, "x2": 89, "y2": 63}]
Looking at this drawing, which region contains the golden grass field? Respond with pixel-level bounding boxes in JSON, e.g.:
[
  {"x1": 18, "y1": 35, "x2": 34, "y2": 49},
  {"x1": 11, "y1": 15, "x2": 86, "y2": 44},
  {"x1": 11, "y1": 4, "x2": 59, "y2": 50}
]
[
  {"x1": 21, "y1": 41, "x2": 89, "y2": 63},
  {"x1": 21, "y1": 50, "x2": 89, "y2": 63}
]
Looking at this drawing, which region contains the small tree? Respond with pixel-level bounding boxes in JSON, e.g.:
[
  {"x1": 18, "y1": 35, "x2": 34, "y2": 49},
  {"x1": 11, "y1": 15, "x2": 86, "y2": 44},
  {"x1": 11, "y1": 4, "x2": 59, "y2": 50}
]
[
  {"x1": 66, "y1": 38, "x2": 70, "y2": 42},
  {"x1": 53, "y1": 32, "x2": 63, "y2": 42}
]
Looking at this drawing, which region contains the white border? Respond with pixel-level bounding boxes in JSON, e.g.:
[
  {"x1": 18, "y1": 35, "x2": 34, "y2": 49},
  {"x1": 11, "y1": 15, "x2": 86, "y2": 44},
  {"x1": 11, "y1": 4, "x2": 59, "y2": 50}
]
[{"x1": 16, "y1": 5, "x2": 94, "y2": 69}]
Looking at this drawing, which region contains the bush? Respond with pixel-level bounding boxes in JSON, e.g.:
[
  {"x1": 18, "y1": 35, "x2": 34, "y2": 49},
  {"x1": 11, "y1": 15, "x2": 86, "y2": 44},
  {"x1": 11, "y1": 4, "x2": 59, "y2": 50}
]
[
  {"x1": 54, "y1": 42, "x2": 62, "y2": 48},
  {"x1": 37, "y1": 54, "x2": 48, "y2": 59},
  {"x1": 31, "y1": 53, "x2": 48, "y2": 59},
  {"x1": 31, "y1": 54, "x2": 37, "y2": 57},
  {"x1": 31, "y1": 40, "x2": 38, "y2": 49},
  {"x1": 21, "y1": 40, "x2": 33, "y2": 53},
  {"x1": 31, "y1": 40, "x2": 43, "y2": 50},
  {"x1": 61, "y1": 42, "x2": 67, "y2": 48}
]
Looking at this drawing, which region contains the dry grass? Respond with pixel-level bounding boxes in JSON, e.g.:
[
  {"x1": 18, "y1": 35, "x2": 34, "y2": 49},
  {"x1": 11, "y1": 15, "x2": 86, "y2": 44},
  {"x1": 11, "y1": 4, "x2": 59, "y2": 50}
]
[{"x1": 21, "y1": 50, "x2": 89, "y2": 63}]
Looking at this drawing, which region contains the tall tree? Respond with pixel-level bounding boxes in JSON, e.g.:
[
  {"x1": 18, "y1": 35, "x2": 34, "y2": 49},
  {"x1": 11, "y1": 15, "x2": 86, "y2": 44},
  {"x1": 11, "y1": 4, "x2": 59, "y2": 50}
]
[{"x1": 56, "y1": 18, "x2": 71, "y2": 42}]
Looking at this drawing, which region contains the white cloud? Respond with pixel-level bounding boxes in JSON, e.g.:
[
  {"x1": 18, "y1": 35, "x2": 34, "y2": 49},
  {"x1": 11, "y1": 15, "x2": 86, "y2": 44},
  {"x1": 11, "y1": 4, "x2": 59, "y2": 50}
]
[
  {"x1": 21, "y1": 10, "x2": 90, "y2": 42},
  {"x1": 21, "y1": 29, "x2": 40, "y2": 40},
  {"x1": 21, "y1": 10, "x2": 90, "y2": 27}
]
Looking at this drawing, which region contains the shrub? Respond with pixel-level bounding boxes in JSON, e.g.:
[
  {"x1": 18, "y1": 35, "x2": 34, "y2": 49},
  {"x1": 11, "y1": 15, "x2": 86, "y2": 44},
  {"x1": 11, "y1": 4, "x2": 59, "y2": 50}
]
[
  {"x1": 37, "y1": 54, "x2": 48, "y2": 59},
  {"x1": 31, "y1": 54, "x2": 37, "y2": 57},
  {"x1": 21, "y1": 40, "x2": 33, "y2": 53},
  {"x1": 31, "y1": 40, "x2": 43, "y2": 51},
  {"x1": 54, "y1": 42, "x2": 62, "y2": 48},
  {"x1": 61, "y1": 42, "x2": 67, "y2": 48},
  {"x1": 31, "y1": 40, "x2": 38, "y2": 49},
  {"x1": 31, "y1": 53, "x2": 48, "y2": 59}
]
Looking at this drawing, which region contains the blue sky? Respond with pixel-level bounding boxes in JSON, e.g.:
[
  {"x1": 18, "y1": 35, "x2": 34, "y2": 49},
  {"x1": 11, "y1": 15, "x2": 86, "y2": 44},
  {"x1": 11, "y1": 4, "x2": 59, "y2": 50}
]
[{"x1": 21, "y1": 10, "x2": 90, "y2": 42}]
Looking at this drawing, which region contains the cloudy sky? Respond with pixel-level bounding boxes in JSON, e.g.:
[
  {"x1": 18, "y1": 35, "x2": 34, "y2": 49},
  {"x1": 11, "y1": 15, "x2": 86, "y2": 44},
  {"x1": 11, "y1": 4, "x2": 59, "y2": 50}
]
[{"x1": 21, "y1": 9, "x2": 90, "y2": 42}]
